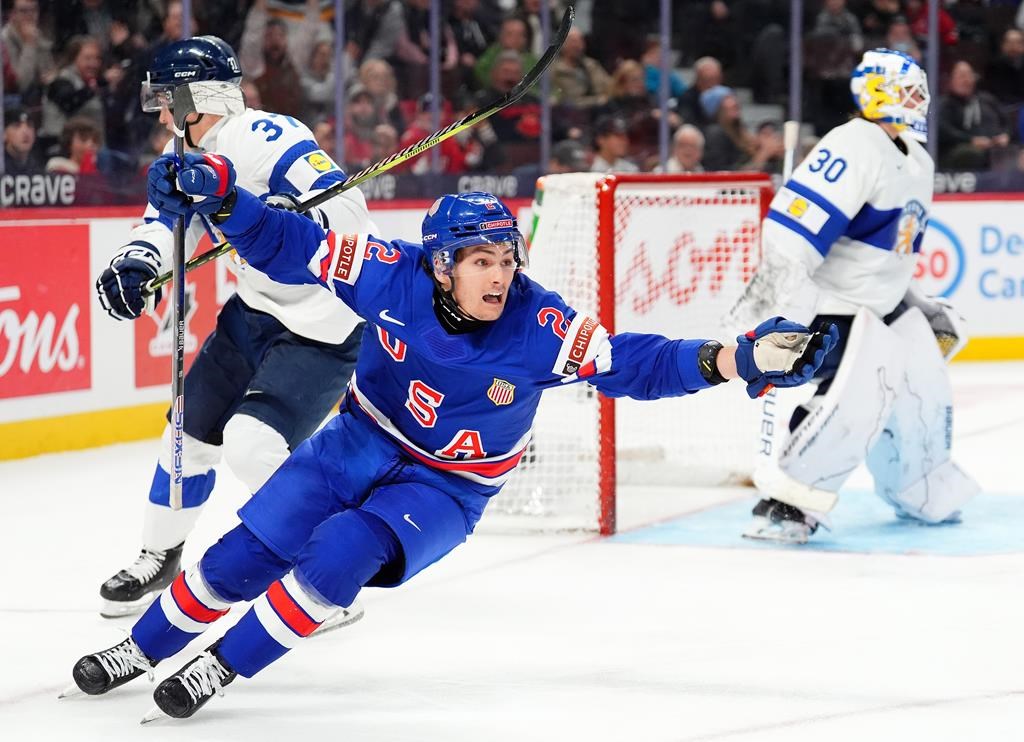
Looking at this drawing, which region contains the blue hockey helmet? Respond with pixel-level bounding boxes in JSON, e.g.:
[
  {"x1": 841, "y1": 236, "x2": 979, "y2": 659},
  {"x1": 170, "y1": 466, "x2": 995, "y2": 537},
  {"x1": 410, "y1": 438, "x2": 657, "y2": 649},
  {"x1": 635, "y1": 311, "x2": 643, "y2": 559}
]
[
  {"x1": 142, "y1": 36, "x2": 242, "y2": 113},
  {"x1": 422, "y1": 192, "x2": 528, "y2": 275}
]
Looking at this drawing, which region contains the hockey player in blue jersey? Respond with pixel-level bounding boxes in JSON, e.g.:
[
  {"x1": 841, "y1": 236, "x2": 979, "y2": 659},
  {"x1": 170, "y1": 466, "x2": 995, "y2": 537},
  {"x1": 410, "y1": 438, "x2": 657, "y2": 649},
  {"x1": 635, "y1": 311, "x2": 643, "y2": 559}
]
[
  {"x1": 68, "y1": 153, "x2": 837, "y2": 721},
  {"x1": 91, "y1": 36, "x2": 369, "y2": 627},
  {"x1": 728, "y1": 48, "x2": 978, "y2": 543}
]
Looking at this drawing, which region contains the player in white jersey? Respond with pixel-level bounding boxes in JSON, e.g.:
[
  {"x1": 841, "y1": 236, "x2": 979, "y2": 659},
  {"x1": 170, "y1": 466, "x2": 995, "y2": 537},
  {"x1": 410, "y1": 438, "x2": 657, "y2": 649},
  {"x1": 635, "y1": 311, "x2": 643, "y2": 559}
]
[
  {"x1": 93, "y1": 36, "x2": 370, "y2": 622},
  {"x1": 728, "y1": 48, "x2": 978, "y2": 543}
]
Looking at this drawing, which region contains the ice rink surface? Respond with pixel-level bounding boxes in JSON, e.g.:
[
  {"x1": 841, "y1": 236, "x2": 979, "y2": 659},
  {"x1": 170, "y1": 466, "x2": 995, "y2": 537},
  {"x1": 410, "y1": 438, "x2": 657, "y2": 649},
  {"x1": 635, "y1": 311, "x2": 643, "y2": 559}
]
[{"x1": 1, "y1": 362, "x2": 1022, "y2": 741}]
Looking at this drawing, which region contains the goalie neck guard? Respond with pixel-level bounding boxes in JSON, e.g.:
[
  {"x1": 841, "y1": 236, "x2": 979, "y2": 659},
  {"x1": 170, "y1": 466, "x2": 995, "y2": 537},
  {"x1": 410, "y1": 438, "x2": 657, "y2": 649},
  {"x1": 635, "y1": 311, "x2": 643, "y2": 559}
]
[{"x1": 850, "y1": 48, "x2": 930, "y2": 142}]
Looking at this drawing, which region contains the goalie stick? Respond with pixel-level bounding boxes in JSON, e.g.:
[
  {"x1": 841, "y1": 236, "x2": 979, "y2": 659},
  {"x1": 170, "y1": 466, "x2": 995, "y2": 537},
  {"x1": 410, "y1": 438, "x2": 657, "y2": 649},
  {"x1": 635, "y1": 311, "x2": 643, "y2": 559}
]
[{"x1": 142, "y1": 4, "x2": 575, "y2": 297}]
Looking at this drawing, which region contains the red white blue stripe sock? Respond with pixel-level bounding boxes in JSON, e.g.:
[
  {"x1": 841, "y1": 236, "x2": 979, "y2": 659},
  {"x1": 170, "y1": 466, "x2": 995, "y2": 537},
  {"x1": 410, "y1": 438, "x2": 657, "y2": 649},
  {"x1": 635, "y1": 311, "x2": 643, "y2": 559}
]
[
  {"x1": 132, "y1": 564, "x2": 231, "y2": 660},
  {"x1": 216, "y1": 571, "x2": 339, "y2": 677}
]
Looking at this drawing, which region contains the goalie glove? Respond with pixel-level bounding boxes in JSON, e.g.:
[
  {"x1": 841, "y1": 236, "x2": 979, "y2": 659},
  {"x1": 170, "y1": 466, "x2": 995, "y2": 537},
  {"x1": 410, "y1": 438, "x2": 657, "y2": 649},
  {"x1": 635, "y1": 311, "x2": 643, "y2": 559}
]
[
  {"x1": 735, "y1": 317, "x2": 840, "y2": 399},
  {"x1": 900, "y1": 289, "x2": 967, "y2": 361}
]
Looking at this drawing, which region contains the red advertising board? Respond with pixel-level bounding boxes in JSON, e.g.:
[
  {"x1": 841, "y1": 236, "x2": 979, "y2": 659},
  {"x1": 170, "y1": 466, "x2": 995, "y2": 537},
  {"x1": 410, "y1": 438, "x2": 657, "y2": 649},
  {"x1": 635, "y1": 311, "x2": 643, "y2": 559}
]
[
  {"x1": 0, "y1": 224, "x2": 92, "y2": 399},
  {"x1": 133, "y1": 232, "x2": 229, "y2": 389}
]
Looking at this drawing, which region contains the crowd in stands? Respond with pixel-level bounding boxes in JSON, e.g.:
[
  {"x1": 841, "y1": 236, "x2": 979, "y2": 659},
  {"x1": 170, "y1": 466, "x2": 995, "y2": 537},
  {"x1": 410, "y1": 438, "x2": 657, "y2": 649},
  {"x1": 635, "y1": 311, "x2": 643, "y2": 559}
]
[{"x1": 4, "y1": 0, "x2": 1024, "y2": 194}]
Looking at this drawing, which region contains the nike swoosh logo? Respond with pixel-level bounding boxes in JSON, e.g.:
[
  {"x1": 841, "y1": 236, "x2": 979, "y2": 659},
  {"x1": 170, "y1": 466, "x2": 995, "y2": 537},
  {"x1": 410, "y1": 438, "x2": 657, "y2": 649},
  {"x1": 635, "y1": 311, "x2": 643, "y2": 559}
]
[
  {"x1": 379, "y1": 309, "x2": 405, "y2": 326},
  {"x1": 403, "y1": 513, "x2": 421, "y2": 531}
]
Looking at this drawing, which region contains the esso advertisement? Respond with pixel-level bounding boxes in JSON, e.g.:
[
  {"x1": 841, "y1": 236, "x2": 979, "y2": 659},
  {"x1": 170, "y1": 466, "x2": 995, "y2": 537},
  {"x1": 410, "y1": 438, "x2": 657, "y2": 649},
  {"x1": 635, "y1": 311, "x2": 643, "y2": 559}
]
[
  {"x1": 0, "y1": 224, "x2": 91, "y2": 399},
  {"x1": 921, "y1": 199, "x2": 1024, "y2": 336},
  {"x1": 133, "y1": 233, "x2": 235, "y2": 388}
]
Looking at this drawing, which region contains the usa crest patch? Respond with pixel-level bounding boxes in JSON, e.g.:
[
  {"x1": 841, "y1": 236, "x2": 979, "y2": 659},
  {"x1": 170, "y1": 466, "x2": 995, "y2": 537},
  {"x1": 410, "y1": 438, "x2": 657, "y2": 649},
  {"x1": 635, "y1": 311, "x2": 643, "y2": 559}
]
[{"x1": 487, "y1": 378, "x2": 515, "y2": 406}]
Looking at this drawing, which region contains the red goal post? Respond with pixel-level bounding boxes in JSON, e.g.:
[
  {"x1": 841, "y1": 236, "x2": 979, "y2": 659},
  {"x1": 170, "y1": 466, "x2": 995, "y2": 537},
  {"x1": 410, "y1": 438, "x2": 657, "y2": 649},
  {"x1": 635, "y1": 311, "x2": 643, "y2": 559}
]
[{"x1": 488, "y1": 172, "x2": 774, "y2": 534}]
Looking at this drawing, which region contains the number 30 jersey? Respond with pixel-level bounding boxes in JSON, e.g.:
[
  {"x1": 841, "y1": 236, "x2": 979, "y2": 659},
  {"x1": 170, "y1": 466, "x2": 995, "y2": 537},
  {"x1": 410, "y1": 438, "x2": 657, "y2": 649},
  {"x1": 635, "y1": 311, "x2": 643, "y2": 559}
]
[
  {"x1": 122, "y1": 108, "x2": 370, "y2": 344},
  {"x1": 218, "y1": 190, "x2": 717, "y2": 493},
  {"x1": 763, "y1": 117, "x2": 934, "y2": 320}
]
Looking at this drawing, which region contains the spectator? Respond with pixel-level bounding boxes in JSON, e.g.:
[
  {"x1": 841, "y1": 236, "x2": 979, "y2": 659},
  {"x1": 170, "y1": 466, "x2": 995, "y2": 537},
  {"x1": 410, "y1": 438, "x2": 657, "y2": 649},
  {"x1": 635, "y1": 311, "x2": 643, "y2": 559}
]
[
  {"x1": 677, "y1": 56, "x2": 722, "y2": 126},
  {"x1": 598, "y1": 58, "x2": 675, "y2": 163},
  {"x1": 590, "y1": 115, "x2": 638, "y2": 173},
  {"x1": 885, "y1": 16, "x2": 921, "y2": 62},
  {"x1": 511, "y1": 137, "x2": 589, "y2": 181},
  {"x1": 145, "y1": 1, "x2": 196, "y2": 65},
  {"x1": 984, "y1": 29, "x2": 1024, "y2": 107},
  {"x1": 653, "y1": 124, "x2": 705, "y2": 173},
  {"x1": 700, "y1": 86, "x2": 755, "y2": 171},
  {"x1": 301, "y1": 40, "x2": 338, "y2": 123},
  {"x1": 241, "y1": 79, "x2": 263, "y2": 110},
  {"x1": 741, "y1": 120, "x2": 786, "y2": 174},
  {"x1": 137, "y1": 119, "x2": 172, "y2": 174},
  {"x1": 241, "y1": 0, "x2": 332, "y2": 84},
  {"x1": 477, "y1": 51, "x2": 540, "y2": 144},
  {"x1": 358, "y1": 58, "x2": 406, "y2": 134},
  {"x1": 311, "y1": 116, "x2": 336, "y2": 161},
  {"x1": 693, "y1": 0, "x2": 737, "y2": 72},
  {"x1": 449, "y1": 0, "x2": 492, "y2": 90},
  {"x1": 41, "y1": 35, "x2": 105, "y2": 148},
  {"x1": 3, "y1": 106, "x2": 44, "y2": 175},
  {"x1": 938, "y1": 61, "x2": 1012, "y2": 170},
  {"x1": 1, "y1": 0, "x2": 55, "y2": 103},
  {"x1": 342, "y1": 84, "x2": 380, "y2": 171},
  {"x1": 858, "y1": 0, "x2": 902, "y2": 48},
  {"x1": 551, "y1": 27, "x2": 611, "y2": 109},
  {"x1": 814, "y1": 0, "x2": 863, "y2": 53},
  {"x1": 400, "y1": 94, "x2": 469, "y2": 174},
  {"x1": 905, "y1": 0, "x2": 958, "y2": 49},
  {"x1": 55, "y1": 0, "x2": 113, "y2": 53},
  {"x1": 345, "y1": 0, "x2": 405, "y2": 65},
  {"x1": 371, "y1": 122, "x2": 400, "y2": 163},
  {"x1": 254, "y1": 18, "x2": 305, "y2": 119},
  {"x1": 474, "y1": 17, "x2": 537, "y2": 90},
  {"x1": 394, "y1": 0, "x2": 459, "y2": 98},
  {"x1": 45, "y1": 116, "x2": 100, "y2": 174},
  {"x1": 640, "y1": 37, "x2": 686, "y2": 100}
]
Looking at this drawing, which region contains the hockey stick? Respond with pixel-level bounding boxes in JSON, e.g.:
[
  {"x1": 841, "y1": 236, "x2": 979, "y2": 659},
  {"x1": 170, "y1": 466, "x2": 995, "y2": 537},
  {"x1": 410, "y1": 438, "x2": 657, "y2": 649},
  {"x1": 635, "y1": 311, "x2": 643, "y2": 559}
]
[
  {"x1": 143, "y1": 4, "x2": 575, "y2": 297},
  {"x1": 782, "y1": 120, "x2": 799, "y2": 181},
  {"x1": 167, "y1": 84, "x2": 197, "y2": 511}
]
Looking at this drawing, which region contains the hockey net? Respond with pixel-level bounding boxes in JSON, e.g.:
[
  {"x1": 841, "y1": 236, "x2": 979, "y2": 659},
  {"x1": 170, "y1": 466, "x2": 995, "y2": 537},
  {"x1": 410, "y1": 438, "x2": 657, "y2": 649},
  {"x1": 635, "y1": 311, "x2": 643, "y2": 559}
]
[{"x1": 486, "y1": 172, "x2": 774, "y2": 534}]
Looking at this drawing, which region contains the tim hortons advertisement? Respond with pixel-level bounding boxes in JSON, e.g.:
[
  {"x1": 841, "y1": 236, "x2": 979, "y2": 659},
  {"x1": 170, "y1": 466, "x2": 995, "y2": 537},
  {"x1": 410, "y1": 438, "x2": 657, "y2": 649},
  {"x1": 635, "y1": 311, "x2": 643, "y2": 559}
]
[
  {"x1": 133, "y1": 233, "x2": 234, "y2": 388},
  {"x1": 0, "y1": 223, "x2": 91, "y2": 399}
]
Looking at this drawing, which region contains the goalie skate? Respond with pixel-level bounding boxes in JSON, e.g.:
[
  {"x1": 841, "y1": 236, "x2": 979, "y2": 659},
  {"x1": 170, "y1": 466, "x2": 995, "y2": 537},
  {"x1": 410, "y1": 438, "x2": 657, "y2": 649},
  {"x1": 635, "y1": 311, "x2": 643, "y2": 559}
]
[
  {"x1": 99, "y1": 543, "x2": 183, "y2": 618},
  {"x1": 742, "y1": 498, "x2": 826, "y2": 544}
]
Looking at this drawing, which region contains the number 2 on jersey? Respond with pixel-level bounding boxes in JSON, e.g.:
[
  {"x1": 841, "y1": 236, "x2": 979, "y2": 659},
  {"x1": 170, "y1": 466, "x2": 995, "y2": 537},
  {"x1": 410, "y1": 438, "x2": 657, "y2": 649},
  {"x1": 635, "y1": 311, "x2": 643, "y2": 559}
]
[{"x1": 807, "y1": 148, "x2": 847, "y2": 183}]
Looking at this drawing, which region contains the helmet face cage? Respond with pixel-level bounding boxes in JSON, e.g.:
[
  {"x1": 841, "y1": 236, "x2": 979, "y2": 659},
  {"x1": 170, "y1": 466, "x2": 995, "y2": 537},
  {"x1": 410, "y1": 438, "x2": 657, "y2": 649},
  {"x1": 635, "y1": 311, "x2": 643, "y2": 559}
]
[
  {"x1": 429, "y1": 232, "x2": 529, "y2": 276},
  {"x1": 851, "y1": 49, "x2": 930, "y2": 141},
  {"x1": 142, "y1": 36, "x2": 242, "y2": 114},
  {"x1": 140, "y1": 74, "x2": 175, "y2": 113}
]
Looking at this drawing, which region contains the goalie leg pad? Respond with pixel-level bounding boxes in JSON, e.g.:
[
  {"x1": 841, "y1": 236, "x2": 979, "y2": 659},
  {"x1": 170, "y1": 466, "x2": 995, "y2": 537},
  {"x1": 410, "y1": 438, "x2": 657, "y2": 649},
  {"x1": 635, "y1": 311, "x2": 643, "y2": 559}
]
[
  {"x1": 864, "y1": 307, "x2": 979, "y2": 522},
  {"x1": 776, "y1": 307, "x2": 905, "y2": 494}
]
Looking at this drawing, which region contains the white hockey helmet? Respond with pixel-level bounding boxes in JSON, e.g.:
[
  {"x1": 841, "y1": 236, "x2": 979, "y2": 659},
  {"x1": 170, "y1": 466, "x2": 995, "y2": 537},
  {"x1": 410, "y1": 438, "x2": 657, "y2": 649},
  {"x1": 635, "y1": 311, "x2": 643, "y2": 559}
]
[{"x1": 850, "y1": 48, "x2": 930, "y2": 142}]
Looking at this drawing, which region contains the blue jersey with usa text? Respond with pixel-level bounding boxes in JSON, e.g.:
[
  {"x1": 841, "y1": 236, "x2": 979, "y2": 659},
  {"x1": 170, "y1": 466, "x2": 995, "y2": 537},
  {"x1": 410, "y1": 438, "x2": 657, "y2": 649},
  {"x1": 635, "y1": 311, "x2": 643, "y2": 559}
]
[{"x1": 217, "y1": 190, "x2": 715, "y2": 492}]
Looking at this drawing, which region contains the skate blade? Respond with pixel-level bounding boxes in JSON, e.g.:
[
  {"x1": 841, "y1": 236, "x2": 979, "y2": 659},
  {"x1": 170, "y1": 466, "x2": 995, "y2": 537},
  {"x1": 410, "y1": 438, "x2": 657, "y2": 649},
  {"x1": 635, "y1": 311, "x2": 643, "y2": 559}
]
[
  {"x1": 309, "y1": 602, "x2": 366, "y2": 639},
  {"x1": 742, "y1": 527, "x2": 810, "y2": 545},
  {"x1": 58, "y1": 684, "x2": 85, "y2": 699},
  {"x1": 100, "y1": 594, "x2": 159, "y2": 619},
  {"x1": 140, "y1": 705, "x2": 165, "y2": 724}
]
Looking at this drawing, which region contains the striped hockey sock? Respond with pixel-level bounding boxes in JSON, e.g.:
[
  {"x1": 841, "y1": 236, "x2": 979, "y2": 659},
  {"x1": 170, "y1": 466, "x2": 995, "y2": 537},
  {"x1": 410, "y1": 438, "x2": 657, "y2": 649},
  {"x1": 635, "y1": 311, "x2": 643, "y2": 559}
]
[{"x1": 132, "y1": 564, "x2": 231, "y2": 660}]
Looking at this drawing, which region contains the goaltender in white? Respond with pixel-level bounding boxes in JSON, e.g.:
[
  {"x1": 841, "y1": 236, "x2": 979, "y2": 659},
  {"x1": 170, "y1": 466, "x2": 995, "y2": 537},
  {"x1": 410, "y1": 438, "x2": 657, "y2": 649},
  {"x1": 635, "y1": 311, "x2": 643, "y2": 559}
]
[{"x1": 728, "y1": 48, "x2": 979, "y2": 543}]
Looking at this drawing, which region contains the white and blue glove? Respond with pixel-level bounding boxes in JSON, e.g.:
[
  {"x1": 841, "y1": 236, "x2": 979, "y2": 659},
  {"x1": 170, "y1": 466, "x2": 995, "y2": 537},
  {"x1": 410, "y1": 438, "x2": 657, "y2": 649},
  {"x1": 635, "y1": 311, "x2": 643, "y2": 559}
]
[
  {"x1": 147, "y1": 152, "x2": 237, "y2": 219},
  {"x1": 95, "y1": 242, "x2": 162, "y2": 320},
  {"x1": 734, "y1": 317, "x2": 840, "y2": 398}
]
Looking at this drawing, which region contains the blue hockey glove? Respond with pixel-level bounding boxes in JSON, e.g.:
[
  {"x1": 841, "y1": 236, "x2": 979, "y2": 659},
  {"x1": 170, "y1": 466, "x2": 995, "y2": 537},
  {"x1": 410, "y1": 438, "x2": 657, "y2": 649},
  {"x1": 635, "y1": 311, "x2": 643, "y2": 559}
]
[
  {"x1": 95, "y1": 242, "x2": 162, "y2": 320},
  {"x1": 147, "y1": 152, "x2": 238, "y2": 219},
  {"x1": 734, "y1": 317, "x2": 839, "y2": 399}
]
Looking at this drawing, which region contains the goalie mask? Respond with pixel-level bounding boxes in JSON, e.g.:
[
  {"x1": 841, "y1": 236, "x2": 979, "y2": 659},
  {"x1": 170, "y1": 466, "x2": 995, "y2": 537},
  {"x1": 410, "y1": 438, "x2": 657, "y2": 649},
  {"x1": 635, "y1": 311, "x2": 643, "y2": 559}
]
[
  {"x1": 851, "y1": 48, "x2": 930, "y2": 142},
  {"x1": 142, "y1": 36, "x2": 245, "y2": 131}
]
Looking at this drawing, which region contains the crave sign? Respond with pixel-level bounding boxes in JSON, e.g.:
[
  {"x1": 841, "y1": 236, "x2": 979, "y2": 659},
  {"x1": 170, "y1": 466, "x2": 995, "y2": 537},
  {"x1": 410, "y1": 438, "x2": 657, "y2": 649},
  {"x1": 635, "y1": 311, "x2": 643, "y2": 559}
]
[
  {"x1": 0, "y1": 224, "x2": 91, "y2": 399},
  {"x1": 133, "y1": 233, "x2": 230, "y2": 388}
]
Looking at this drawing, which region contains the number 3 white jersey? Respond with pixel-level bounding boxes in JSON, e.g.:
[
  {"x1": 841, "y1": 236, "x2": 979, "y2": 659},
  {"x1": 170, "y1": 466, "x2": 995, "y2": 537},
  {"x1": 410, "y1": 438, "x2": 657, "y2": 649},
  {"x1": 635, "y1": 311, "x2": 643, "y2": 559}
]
[
  {"x1": 763, "y1": 117, "x2": 933, "y2": 321},
  {"x1": 127, "y1": 108, "x2": 370, "y2": 344}
]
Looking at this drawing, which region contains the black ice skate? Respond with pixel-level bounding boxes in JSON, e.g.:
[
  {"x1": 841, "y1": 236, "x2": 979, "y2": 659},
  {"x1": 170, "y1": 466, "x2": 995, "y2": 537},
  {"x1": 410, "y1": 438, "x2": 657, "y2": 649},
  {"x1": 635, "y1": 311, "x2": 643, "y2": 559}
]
[
  {"x1": 141, "y1": 643, "x2": 237, "y2": 723},
  {"x1": 63, "y1": 636, "x2": 156, "y2": 697},
  {"x1": 743, "y1": 498, "x2": 825, "y2": 544},
  {"x1": 99, "y1": 542, "x2": 183, "y2": 617}
]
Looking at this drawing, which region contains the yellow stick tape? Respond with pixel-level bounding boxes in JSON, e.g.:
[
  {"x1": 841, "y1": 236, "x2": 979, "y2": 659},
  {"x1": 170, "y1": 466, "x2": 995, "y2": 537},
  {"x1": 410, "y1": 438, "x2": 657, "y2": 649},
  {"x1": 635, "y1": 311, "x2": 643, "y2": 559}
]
[{"x1": 0, "y1": 402, "x2": 167, "y2": 461}]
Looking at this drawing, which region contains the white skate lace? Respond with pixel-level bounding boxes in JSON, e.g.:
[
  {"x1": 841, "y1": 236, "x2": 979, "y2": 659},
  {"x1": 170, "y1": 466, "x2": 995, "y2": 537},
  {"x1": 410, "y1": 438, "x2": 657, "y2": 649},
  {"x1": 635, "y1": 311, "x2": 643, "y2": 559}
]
[
  {"x1": 179, "y1": 652, "x2": 231, "y2": 702},
  {"x1": 96, "y1": 638, "x2": 154, "y2": 681},
  {"x1": 123, "y1": 549, "x2": 165, "y2": 583}
]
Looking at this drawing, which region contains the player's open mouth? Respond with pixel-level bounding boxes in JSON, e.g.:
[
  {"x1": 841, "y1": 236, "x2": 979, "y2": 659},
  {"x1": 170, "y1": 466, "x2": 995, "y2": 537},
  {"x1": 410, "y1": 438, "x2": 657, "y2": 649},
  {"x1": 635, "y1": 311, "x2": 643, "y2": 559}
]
[{"x1": 483, "y1": 291, "x2": 503, "y2": 305}]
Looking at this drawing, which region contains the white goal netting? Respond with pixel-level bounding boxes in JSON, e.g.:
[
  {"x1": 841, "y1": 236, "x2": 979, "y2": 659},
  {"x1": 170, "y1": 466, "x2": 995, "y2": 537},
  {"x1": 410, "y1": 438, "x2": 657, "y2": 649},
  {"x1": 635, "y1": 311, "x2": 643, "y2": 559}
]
[{"x1": 486, "y1": 172, "x2": 773, "y2": 533}]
